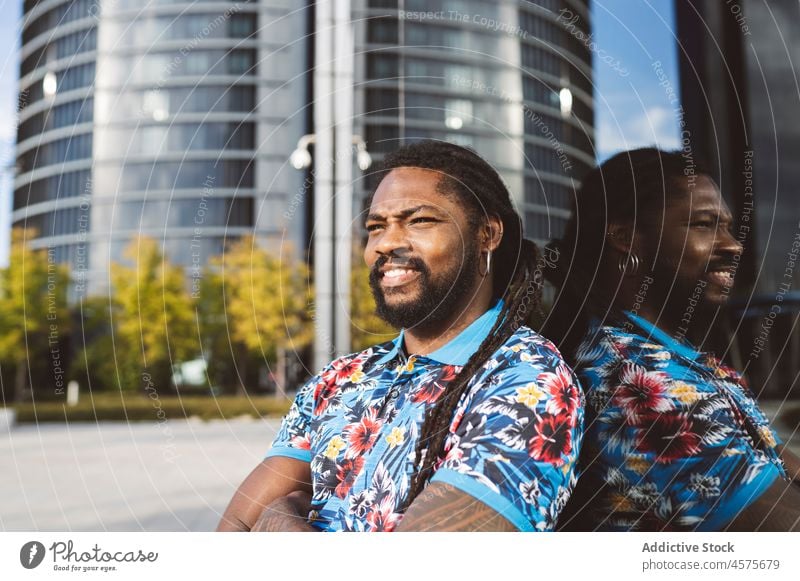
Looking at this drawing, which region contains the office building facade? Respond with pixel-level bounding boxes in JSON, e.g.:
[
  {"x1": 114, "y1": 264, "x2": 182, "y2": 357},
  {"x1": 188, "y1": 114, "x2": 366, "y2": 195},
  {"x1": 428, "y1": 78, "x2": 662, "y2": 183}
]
[
  {"x1": 354, "y1": 0, "x2": 595, "y2": 244},
  {"x1": 15, "y1": 0, "x2": 594, "y2": 364},
  {"x1": 15, "y1": 0, "x2": 310, "y2": 297}
]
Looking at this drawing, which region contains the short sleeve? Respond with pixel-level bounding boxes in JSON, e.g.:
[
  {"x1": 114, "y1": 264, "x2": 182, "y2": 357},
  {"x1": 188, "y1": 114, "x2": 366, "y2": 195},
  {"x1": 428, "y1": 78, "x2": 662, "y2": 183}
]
[
  {"x1": 265, "y1": 373, "x2": 318, "y2": 463},
  {"x1": 578, "y1": 333, "x2": 782, "y2": 531},
  {"x1": 429, "y1": 337, "x2": 584, "y2": 531}
]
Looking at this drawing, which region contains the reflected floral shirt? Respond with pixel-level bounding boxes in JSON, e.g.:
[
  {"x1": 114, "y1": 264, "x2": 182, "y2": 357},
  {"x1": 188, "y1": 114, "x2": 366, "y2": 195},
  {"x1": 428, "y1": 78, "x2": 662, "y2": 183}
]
[
  {"x1": 267, "y1": 301, "x2": 584, "y2": 531},
  {"x1": 570, "y1": 311, "x2": 786, "y2": 531}
]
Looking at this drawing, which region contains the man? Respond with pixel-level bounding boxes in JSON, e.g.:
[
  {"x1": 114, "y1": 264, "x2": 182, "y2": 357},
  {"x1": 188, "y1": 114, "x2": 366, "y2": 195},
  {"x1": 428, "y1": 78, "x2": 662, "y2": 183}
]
[
  {"x1": 543, "y1": 148, "x2": 800, "y2": 530},
  {"x1": 217, "y1": 141, "x2": 583, "y2": 532}
]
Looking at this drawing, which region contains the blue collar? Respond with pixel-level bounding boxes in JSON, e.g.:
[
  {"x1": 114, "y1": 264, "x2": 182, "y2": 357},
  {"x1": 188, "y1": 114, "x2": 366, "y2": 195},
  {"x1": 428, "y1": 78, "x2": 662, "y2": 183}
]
[
  {"x1": 376, "y1": 300, "x2": 504, "y2": 366},
  {"x1": 623, "y1": 311, "x2": 702, "y2": 361}
]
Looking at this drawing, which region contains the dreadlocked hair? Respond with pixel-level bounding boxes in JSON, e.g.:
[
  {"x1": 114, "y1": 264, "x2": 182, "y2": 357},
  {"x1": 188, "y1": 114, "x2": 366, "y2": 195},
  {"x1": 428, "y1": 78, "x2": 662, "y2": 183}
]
[
  {"x1": 542, "y1": 147, "x2": 712, "y2": 359},
  {"x1": 369, "y1": 140, "x2": 545, "y2": 511}
]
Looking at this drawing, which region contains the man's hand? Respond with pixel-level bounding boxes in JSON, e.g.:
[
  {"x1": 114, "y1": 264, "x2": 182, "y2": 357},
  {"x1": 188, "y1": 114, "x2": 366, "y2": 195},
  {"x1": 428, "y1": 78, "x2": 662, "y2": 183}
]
[{"x1": 251, "y1": 491, "x2": 317, "y2": 532}]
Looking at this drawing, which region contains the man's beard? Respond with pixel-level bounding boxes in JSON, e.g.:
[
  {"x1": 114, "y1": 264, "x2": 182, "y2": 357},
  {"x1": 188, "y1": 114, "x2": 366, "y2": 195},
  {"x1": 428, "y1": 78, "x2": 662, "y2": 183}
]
[
  {"x1": 369, "y1": 244, "x2": 482, "y2": 330},
  {"x1": 645, "y1": 261, "x2": 723, "y2": 331}
]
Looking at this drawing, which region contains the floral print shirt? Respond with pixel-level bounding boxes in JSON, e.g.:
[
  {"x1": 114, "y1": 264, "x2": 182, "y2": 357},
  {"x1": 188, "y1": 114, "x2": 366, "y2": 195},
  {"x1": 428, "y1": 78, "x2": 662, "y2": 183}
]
[
  {"x1": 267, "y1": 301, "x2": 584, "y2": 531},
  {"x1": 569, "y1": 311, "x2": 786, "y2": 531}
]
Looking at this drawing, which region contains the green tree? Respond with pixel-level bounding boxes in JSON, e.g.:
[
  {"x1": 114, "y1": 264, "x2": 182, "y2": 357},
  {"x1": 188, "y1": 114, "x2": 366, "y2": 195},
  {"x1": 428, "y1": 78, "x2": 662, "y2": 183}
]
[
  {"x1": 0, "y1": 228, "x2": 70, "y2": 402},
  {"x1": 110, "y1": 237, "x2": 196, "y2": 393},
  {"x1": 350, "y1": 258, "x2": 396, "y2": 351},
  {"x1": 193, "y1": 264, "x2": 240, "y2": 394},
  {"x1": 221, "y1": 236, "x2": 313, "y2": 394},
  {"x1": 69, "y1": 295, "x2": 117, "y2": 392}
]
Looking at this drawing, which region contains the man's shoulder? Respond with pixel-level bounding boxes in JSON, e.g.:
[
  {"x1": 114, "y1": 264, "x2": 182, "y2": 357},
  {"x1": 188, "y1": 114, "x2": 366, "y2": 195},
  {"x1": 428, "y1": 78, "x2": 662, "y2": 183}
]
[
  {"x1": 500, "y1": 325, "x2": 567, "y2": 358},
  {"x1": 572, "y1": 320, "x2": 698, "y2": 391},
  {"x1": 298, "y1": 340, "x2": 397, "y2": 391},
  {"x1": 574, "y1": 320, "x2": 662, "y2": 366},
  {"x1": 461, "y1": 326, "x2": 582, "y2": 425},
  {"x1": 487, "y1": 325, "x2": 574, "y2": 377}
]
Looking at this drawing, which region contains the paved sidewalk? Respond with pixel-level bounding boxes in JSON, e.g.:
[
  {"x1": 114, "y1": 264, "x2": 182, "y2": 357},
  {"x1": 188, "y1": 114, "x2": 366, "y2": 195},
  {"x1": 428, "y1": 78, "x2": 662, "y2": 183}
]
[
  {"x1": 1, "y1": 406, "x2": 798, "y2": 532},
  {"x1": 0, "y1": 418, "x2": 281, "y2": 531}
]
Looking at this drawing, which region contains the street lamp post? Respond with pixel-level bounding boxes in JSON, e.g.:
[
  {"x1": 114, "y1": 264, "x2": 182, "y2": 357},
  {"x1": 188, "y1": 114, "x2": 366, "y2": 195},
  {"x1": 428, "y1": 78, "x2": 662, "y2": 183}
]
[
  {"x1": 289, "y1": 134, "x2": 372, "y2": 371},
  {"x1": 292, "y1": 0, "x2": 371, "y2": 372},
  {"x1": 291, "y1": 134, "x2": 371, "y2": 373}
]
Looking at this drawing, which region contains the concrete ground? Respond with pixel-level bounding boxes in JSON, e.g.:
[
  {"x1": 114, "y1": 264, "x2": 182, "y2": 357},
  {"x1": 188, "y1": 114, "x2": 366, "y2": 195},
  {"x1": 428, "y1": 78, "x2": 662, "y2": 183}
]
[
  {"x1": 0, "y1": 418, "x2": 282, "y2": 531},
  {"x1": 1, "y1": 407, "x2": 798, "y2": 532}
]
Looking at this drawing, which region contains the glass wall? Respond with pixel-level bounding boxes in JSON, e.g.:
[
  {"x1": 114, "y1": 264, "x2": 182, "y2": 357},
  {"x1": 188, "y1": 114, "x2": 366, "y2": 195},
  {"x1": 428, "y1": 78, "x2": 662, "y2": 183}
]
[
  {"x1": 355, "y1": 0, "x2": 594, "y2": 243},
  {"x1": 15, "y1": 1, "x2": 309, "y2": 296},
  {"x1": 91, "y1": 198, "x2": 254, "y2": 232},
  {"x1": 14, "y1": 169, "x2": 92, "y2": 210},
  {"x1": 94, "y1": 123, "x2": 255, "y2": 158}
]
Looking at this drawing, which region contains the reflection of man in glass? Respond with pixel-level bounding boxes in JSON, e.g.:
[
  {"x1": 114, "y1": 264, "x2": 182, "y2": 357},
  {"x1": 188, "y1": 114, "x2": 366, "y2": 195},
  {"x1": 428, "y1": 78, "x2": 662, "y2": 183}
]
[
  {"x1": 218, "y1": 141, "x2": 584, "y2": 532},
  {"x1": 545, "y1": 148, "x2": 800, "y2": 531}
]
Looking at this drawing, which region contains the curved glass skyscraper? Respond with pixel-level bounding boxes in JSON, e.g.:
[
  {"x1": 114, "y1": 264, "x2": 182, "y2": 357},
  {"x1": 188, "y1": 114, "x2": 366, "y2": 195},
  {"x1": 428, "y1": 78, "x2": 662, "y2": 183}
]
[
  {"x1": 14, "y1": 0, "x2": 593, "y2": 338},
  {"x1": 15, "y1": 0, "x2": 310, "y2": 297},
  {"x1": 355, "y1": 0, "x2": 594, "y2": 243}
]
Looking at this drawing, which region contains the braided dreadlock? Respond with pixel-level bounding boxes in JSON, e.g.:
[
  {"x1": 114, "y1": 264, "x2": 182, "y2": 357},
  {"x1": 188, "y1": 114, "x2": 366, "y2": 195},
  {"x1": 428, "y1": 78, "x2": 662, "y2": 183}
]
[{"x1": 367, "y1": 140, "x2": 545, "y2": 511}]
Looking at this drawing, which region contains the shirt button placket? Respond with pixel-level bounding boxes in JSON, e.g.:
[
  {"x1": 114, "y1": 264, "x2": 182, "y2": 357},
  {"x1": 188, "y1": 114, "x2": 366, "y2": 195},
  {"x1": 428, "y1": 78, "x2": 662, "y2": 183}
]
[{"x1": 379, "y1": 373, "x2": 404, "y2": 418}]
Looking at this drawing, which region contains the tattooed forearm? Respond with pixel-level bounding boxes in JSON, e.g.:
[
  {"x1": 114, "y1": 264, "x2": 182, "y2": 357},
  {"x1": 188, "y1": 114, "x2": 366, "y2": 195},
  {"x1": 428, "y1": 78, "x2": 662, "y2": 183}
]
[
  {"x1": 250, "y1": 491, "x2": 319, "y2": 532},
  {"x1": 397, "y1": 483, "x2": 518, "y2": 532},
  {"x1": 251, "y1": 508, "x2": 317, "y2": 532}
]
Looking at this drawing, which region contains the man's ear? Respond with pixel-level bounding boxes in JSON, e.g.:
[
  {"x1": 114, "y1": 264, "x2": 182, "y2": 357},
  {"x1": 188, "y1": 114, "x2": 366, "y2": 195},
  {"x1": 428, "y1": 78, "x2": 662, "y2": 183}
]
[
  {"x1": 483, "y1": 215, "x2": 504, "y2": 252},
  {"x1": 606, "y1": 222, "x2": 643, "y2": 256}
]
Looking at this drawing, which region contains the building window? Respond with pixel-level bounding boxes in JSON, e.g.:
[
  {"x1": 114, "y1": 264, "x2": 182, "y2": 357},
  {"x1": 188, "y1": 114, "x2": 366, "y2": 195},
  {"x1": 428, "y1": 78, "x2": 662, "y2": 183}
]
[
  {"x1": 18, "y1": 133, "x2": 93, "y2": 174},
  {"x1": 368, "y1": 18, "x2": 398, "y2": 44},
  {"x1": 228, "y1": 50, "x2": 255, "y2": 75},
  {"x1": 367, "y1": 54, "x2": 399, "y2": 79},
  {"x1": 14, "y1": 169, "x2": 93, "y2": 210}
]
